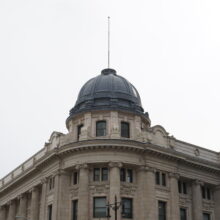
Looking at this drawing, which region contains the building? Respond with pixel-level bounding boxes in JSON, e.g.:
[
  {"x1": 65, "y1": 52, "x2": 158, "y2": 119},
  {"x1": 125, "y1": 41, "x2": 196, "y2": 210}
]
[{"x1": 0, "y1": 68, "x2": 220, "y2": 220}]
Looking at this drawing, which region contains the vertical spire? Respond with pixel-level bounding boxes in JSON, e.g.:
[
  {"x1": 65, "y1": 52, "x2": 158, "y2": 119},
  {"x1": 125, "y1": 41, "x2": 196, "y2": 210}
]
[{"x1": 108, "y1": 16, "x2": 110, "y2": 68}]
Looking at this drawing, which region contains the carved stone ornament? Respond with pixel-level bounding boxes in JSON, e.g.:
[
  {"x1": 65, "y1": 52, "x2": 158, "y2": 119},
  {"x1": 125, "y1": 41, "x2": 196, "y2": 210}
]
[
  {"x1": 194, "y1": 148, "x2": 200, "y2": 156},
  {"x1": 108, "y1": 162, "x2": 123, "y2": 168},
  {"x1": 90, "y1": 184, "x2": 109, "y2": 195},
  {"x1": 70, "y1": 188, "x2": 79, "y2": 198},
  {"x1": 121, "y1": 184, "x2": 137, "y2": 196},
  {"x1": 168, "y1": 172, "x2": 180, "y2": 179}
]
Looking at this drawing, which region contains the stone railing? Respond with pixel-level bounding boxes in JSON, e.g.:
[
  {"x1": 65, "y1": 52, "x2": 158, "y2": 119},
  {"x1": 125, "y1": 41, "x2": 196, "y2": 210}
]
[{"x1": 0, "y1": 148, "x2": 47, "y2": 189}]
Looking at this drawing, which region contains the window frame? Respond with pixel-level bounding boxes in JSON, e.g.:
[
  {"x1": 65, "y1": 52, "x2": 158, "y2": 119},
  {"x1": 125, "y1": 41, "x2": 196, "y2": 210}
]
[
  {"x1": 158, "y1": 201, "x2": 166, "y2": 220},
  {"x1": 180, "y1": 208, "x2": 187, "y2": 220},
  {"x1": 77, "y1": 124, "x2": 83, "y2": 140},
  {"x1": 120, "y1": 168, "x2": 133, "y2": 183},
  {"x1": 93, "y1": 197, "x2": 107, "y2": 218},
  {"x1": 93, "y1": 168, "x2": 109, "y2": 182},
  {"x1": 72, "y1": 200, "x2": 78, "y2": 220},
  {"x1": 73, "y1": 171, "x2": 78, "y2": 185},
  {"x1": 96, "y1": 120, "x2": 107, "y2": 137},
  {"x1": 122, "y1": 198, "x2": 133, "y2": 219},
  {"x1": 121, "y1": 122, "x2": 130, "y2": 138},
  {"x1": 203, "y1": 212, "x2": 211, "y2": 220},
  {"x1": 48, "y1": 204, "x2": 52, "y2": 220}
]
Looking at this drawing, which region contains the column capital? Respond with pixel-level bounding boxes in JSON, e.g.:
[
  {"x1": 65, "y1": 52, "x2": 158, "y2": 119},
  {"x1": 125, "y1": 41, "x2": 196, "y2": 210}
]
[
  {"x1": 214, "y1": 185, "x2": 220, "y2": 191},
  {"x1": 168, "y1": 172, "x2": 180, "y2": 179},
  {"x1": 53, "y1": 169, "x2": 69, "y2": 177},
  {"x1": 40, "y1": 177, "x2": 48, "y2": 184},
  {"x1": 108, "y1": 161, "x2": 123, "y2": 168},
  {"x1": 17, "y1": 193, "x2": 27, "y2": 200},
  {"x1": 75, "y1": 163, "x2": 89, "y2": 170},
  {"x1": 138, "y1": 165, "x2": 155, "y2": 173},
  {"x1": 192, "y1": 179, "x2": 203, "y2": 186},
  {"x1": 0, "y1": 205, "x2": 6, "y2": 210},
  {"x1": 29, "y1": 185, "x2": 39, "y2": 193}
]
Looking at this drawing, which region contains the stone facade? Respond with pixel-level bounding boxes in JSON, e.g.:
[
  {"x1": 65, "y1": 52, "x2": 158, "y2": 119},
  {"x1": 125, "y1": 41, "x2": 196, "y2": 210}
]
[{"x1": 0, "y1": 70, "x2": 220, "y2": 220}]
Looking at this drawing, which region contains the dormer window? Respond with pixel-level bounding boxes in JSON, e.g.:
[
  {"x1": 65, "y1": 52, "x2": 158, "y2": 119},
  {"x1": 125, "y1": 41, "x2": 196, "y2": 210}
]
[
  {"x1": 96, "y1": 121, "x2": 106, "y2": 137},
  {"x1": 121, "y1": 122, "x2": 130, "y2": 138}
]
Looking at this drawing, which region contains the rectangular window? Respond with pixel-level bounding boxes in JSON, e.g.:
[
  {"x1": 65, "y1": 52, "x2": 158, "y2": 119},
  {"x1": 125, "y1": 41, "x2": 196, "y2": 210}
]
[
  {"x1": 180, "y1": 208, "x2": 187, "y2": 220},
  {"x1": 178, "y1": 181, "x2": 187, "y2": 194},
  {"x1": 73, "y1": 172, "x2": 78, "y2": 185},
  {"x1": 127, "y1": 169, "x2": 133, "y2": 183},
  {"x1": 156, "y1": 171, "x2": 160, "y2": 185},
  {"x1": 121, "y1": 122, "x2": 130, "y2": 138},
  {"x1": 122, "y1": 198, "x2": 133, "y2": 218},
  {"x1": 72, "y1": 200, "x2": 78, "y2": 220},
  {"x1": 203, "y1": 213, "x2": 210, "y2": 220},
  {"x1": 48, "y1": 204, "x2": 52, "y2": 220},
  {"x1": 96, "y1": 121, "x2": 106, "y2": 137},
  {"x1": 101, "y1": 168, "x2": 108, "y2": 181},
  {"x1": 202, "y1": 186, "x2": 212, "y2": 200},
  {"x1": 77, "y1": 124, "x2": 83, "y2": 140},
  {"x1": 120, "y1": 168, "x2": 126, "y2": 182},
  {"x1": 94, "y1": 168, "x2": 100, "y2": 181},
  {"x1": 161, "y1": 173, "x2": 166, "y2": 186},
  {"x1": 93, "y1": 197, "x2": 106, "y2": 218},
  {"x1": 49, "y1": 176, "x2": 55, "y2": 190},
  {"x1": 158, "y1": 201, "x2": 166, "y2": 220}
]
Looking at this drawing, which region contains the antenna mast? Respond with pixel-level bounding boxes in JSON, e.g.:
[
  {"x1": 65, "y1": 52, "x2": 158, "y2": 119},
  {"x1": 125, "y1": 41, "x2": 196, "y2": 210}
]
[{"x1": 108, "y1": 16, "x2": 110, "y2": 68}]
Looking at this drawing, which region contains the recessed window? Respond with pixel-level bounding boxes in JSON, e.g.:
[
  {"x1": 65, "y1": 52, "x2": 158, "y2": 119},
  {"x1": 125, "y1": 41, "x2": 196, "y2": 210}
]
[
  {"x1": 180, "y1": 208, "x2": 187, "y2": 220},
  {"x1": 93, "y1": 168, "x2": 108, "y2": 182},
  {"x1": 120, "y1": 168, "x2": 133, "y2": 183},
  {"x1": 155, "y1": 171, "x2": 166, "y2": 187},
  {"x1": 158, "y1": 201, "x2": 166, "y2": 220},
  {"x1": 77, "y1": 124, "x2": 83, "y2": 140},
  {"x1": 203, "y1": 213, "x2": 211, "y2": 220},
  {"x1": 178, "y1": 180, "x2": 187, "y2": 194},
  {"x1": 201, "y1": 186, "x2": 212, "y2": 200},
  {"x1": 93, "y1": 197, "x2": 107, "y2": 218},
  {"x1": 121, "y1": 122, "x2": 130, "y2": 138},
  {"x1": 122, "y1": 198, "x2": 133, "y2": 218},
  {"x1": 48, "y1": 176, "x2": 55, "y2": 190},
  {"x1": 96, "y1": 121, "x2": 106, "y2": 137},
  {"x1": 48, "y1": 204, "x2": 52, "y2": 220},
  {"x1": 72, "y1": 171, "x2": 78, "y2": 185},
  {"x1": 72, "y1": 200, "x2": 78, "y2": 220}
]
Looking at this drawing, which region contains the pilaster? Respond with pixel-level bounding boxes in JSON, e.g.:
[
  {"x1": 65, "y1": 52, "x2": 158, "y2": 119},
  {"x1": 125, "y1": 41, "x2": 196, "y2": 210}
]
[
  {"x1": 30, "y1": 186, "x2": 40, "y2": 220},
  {"x1": 78, "y1": 164, "x2": 89, "y2": 220},
  {"x1": 109, "y1": 162, "x2": 122, "y2": 220},
  {"x1": 192, "y1": 180, "x2": 203, "y2": 220},
  {"x1": 214, "y1": 185, "x2": 220, "y2": 219},
  {"x1": 0, "y1": 205, "x2": 6, "y2": 220},
  {"x1": 8, "y1": 200, "x2": 16, "y2": 220},
  {"x1": 18, "y1": 193, "x2": 28, "y2": 219},
  {"x1": 39, "y1": 178, "x2": 48, "y2": 220},
  {"x1": 169, "y1": 172, "x2": 180, "y2": 220}
]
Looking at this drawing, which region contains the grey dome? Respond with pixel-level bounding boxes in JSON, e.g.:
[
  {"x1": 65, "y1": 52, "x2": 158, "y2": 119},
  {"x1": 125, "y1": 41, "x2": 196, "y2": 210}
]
[{"x1": 68, "y1": 68, "x2": 147, "y2": 119}]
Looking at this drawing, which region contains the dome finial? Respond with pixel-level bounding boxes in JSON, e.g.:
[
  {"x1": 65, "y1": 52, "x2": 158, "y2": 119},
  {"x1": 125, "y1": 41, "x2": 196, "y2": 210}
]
[{"x1": 108, "y1": 16, "x2": 110, "y2": 68}]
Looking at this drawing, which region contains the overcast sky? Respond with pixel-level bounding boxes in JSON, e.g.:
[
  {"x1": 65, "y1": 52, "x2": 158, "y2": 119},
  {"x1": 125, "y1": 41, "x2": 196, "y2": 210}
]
[{"x1": 0, "y1": 0, "x2": 220, "y2": 178}]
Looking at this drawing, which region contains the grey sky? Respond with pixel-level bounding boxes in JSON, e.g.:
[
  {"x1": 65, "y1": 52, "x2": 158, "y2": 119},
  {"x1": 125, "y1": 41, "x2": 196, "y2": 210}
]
[{"x1": 0, "y1": 0, "x2": 220, "y2": 178}]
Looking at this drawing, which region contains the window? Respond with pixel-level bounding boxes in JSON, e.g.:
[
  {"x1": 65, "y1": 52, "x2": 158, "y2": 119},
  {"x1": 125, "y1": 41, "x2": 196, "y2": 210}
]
[
  {"x1": 158, "y1": 201, "x2": 166, "y2": 220},
  {"x1": 122, "y1": 198, "x2": 133, "y2": 218},
  {"x1": 102, "y1": 168, "x2": 108, "y2": 181},
  {"x1": 201, "y1": 186, "x2": 212, "y2": 200},
  {"x1": 48, "y1": 176, "x2": 55, "y2": 190},
  {"x1": 155, "y1": 171, "x2": 166, "y2": 186},
  {"x1": 93, "y1": 197, "x2": 106, "y2": 218},
  {"x1": 178, "y1": 180, "x2": 187, "y2": 194},
  {"x1": 77, "y1": 124, "x2": 83, "y2": 140},
  {"x1": 203, "y1": 213, "x2": 211, "y2": 220},
  {"x1": 96, "y1": 121, "x2": 106, "y2": 137},
  {"x1": 72, "y1": 200, "x2": 78, "y2": 220},
  {"x1": 121, "y1": 122, "x2": 130, "y2": 138},
  {"x1": 73, "y1": 172, "x2": 78, "y2": 185},
  {"x1": 180, "y1": 208, "x2": 187, "y2": 220},
  {"x1": 48, "y1": 205, "x2": 52, "y2": 220},
  {"x1": 120, "y1": 168, "x2": 133, "y2": 183},
  {"x1": 93, "y1": 168, "x2": 108, "y2": 181}
]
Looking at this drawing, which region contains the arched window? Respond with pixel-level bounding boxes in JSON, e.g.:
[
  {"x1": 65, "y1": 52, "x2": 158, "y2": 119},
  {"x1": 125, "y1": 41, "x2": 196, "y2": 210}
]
[
  {"x1": 121, "y1": 122, "x2": 130, "y2": 138},
  {"x1": 96, "y1": 121, "x2": 106, "y2": 137}
]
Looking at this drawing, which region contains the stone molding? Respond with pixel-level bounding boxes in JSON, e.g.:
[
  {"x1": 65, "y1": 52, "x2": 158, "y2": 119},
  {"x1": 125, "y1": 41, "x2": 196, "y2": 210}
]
[
  {"x1": 192, "y1": 179, "x2": 204, "y2": 186},
  {"x1": 168, "y1": 172, "x2": 180, "y2": 179},
  {"x1": 138, "y1": 165, "x2": 155, "y2": 173}
]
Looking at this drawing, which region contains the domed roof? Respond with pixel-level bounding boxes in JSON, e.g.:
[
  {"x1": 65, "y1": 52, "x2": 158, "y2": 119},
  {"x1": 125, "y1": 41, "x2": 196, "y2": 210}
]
[{"x1": 68, "y1": 68, "x2": 147, "y2": 120}]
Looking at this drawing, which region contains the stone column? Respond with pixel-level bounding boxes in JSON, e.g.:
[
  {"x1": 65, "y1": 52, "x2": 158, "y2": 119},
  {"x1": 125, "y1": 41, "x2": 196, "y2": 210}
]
[
  {"x1": 136, "y1": 166, "x2": 156, "y2": 220},
  {"x1": 30, "y1": 186, "x2": 40, "y2": 220},
  {"x1": 8, "y1": 200, "x2": 16, "y2": 220},
  {"x1": 214, "y1": 185, "x2": 220, "y2": 219},
  {"x1": 18, "y1": 193, "x2": 27, "y2": 219},
  {"x1": 39, "y1": 178, "x2": 47, "y2": 220},
  {"x1": 0, "y1": 205, "x2": 6, "y2": 220},
  {"x1": 169, "y1": 173, "x2": 180, "y2": 220},
  {"x1": 52, "y1": 170, "x2": 70, "y2": 220},
  {"x1": 109, "y1": 162, "x2": 122, "y2": 220},
  {"x1": 192, "y1": 180, "x2": 203, "y2": 220},
  {"x1": 78, "y1": 164, "x2": 89, "y2": 220}
]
